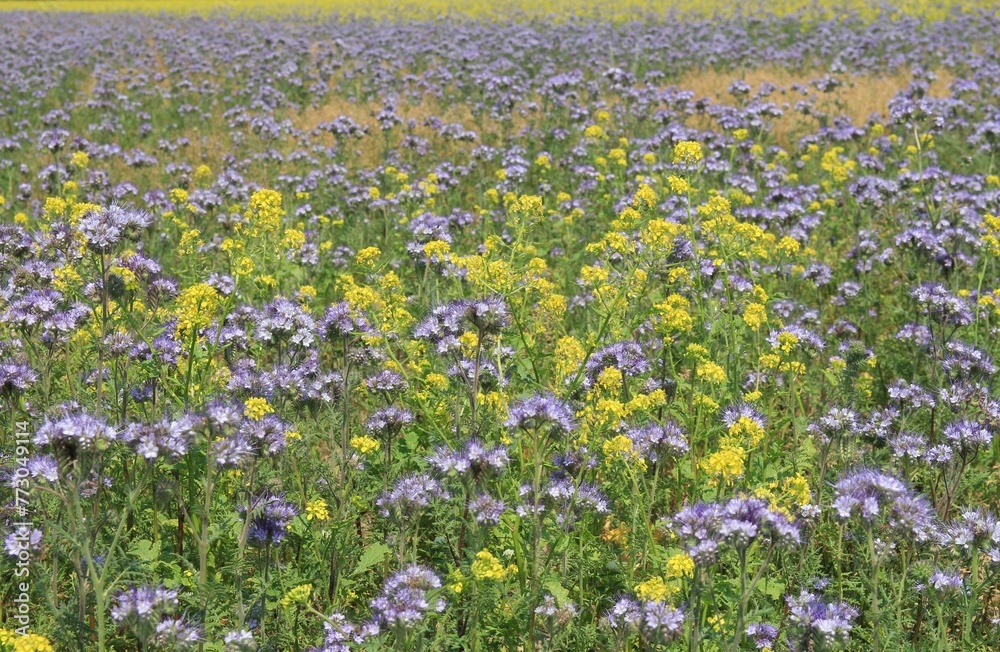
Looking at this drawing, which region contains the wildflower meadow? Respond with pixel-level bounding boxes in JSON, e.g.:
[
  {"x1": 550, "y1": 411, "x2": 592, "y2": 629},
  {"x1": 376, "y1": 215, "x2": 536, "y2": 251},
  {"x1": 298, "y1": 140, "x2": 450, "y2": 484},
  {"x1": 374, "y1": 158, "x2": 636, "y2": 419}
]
[{"x1": 1, "y1": 2, "x2": 999, "y2": 651}]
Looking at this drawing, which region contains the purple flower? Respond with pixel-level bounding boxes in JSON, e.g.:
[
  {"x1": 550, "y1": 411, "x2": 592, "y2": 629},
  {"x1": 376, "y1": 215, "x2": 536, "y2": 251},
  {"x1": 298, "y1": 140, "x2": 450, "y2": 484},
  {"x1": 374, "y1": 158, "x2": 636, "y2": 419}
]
[
  {"x1": 605, "y1": 596, "x2": 643, "y2": 631},
  {"x1": 238, "y1": 414, "x2": 289, "y2": 456},
  {"x1": 365, "y1": 369, "x2": 410, "y2": 397},
  {"x1": 943, "y1": 509, "x2": 1000, "y2": 553},
  {"x1": 534, "y1": 594, "x2": 577, "y2": 625},
  {"x1": 942, "y1": 419, "x2": 993, "y2": 458},
  {"x1": 150, "y1": 617, "x2": 200, "y2": 650},
  {"x1": 721, "y1": 401, "x2": 768, "y2": 431},
  {"x1": 254, "y1": 297, "x2": 317, "y2": 350},
  {"x1": 584, "y1": 341, "x2": 651, "y2": 388},
  {"x1": 427, "y1": 439, "x2": 508, "y2": 479},
  {"x1": 924, "y1": 570, "x2": 965, "y2": 596},
  {"x1": 671, "y1": 497, "x2": 800, "y2": 565},
  {"x1": 365, "y1": 406, "x2": 414, "y2": 439},
  {"x1": 0, "y1": 361, "x2": 37, "y2": 398},
  {"x1": 34, "y1": 406, "x2": 116, "y2": 453},
  {"x1": 786, "y1": 590, "x2": 858, "y2": 649},
  {"x1": 370, "y1": 565, "x2": 446, "y2": 628},
  {"x1": 412, "y1": 297, "x2": 508, "y2": 356},
  {"x1": 5, "y1": 527, "x2": 43, "y2": 557},
  {"x1": 465, "y1": 295, "x2": 510, "y2": 335},
  {"x1": 832, "y1": 468, "x2": 936, "y2": 542},
  {"x1": 745, "y1": 622, "x2": 778, "y2": 649},
  {"x1": 77, "y1": 203, "x2": 153, "y2": 253},
  {"x1": 111, "y1": 585, "x2": 179, "y2": 625},
  {"x1": 605, "y1": 596, "x2": 684, "y2": 644},
  {"x1": 469, "y1": 494, "x2": 506, "y2": 525},
  {"x1": 377, "y1": 474, "x2": 448, "y2": 519},
  {"x1": 626, "y1": 421, "x2": 689, "y2": 463},
  {"x1": 212, "y1": 434, "x2": 255, "y2": 469},
  {"x1": 320, "y1": 302, "x2": 376, "y2": 342},
  {"x1": 505, "y1": 393, "x2": 575, "y2": 433},
  {"x1": 223, "y1": 630, "x2": 256, "y2": 652},
  {"x1": 641, "y1": 601, "x2": 685, "y2": 644},
  {"x1": 121, "y1": 415, "x2": 200, "y2": 461},
  {"x1": 245, "y1": 494, "x2": 298, "y2": 546},
  {"x1": 910, "y1": 282, "x2": 973, "y2": 327}
]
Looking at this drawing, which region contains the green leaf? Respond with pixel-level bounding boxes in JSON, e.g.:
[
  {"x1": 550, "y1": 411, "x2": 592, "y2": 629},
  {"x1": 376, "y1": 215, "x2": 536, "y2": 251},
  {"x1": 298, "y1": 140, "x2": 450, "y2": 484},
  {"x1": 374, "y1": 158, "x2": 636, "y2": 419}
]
[
  {"x1": 129, "y1": 539, "x2": 160, "y2": 563},
  {"x1": 352, "y1": 543, "x2": 390, "y2": 577},
  {"x1": 756, "y1": 579, "x2": 785, "y2": 601},
  {"x1": 542, "y1": 578, "x2": 571, "y2": 607}
]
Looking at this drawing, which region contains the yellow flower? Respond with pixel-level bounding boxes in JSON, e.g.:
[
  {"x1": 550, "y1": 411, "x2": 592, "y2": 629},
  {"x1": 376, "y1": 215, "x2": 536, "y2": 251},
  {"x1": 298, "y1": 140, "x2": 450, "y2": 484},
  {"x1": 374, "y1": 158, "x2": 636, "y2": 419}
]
[
  {"x1": 422, "y1": 239, "x2": 450, "y2": 259},
  {"x1": 667, "y1": 175, "x2": 691, "y2": 194},
  {"x1": 554, "y1": 337, "x2": 585, "y2": 377},
  {"x1": 305, "y1": 499, "x2": 330, "y2": 522},
  {"x1": 448, "y1": 569, "x2": 464, "y2": 594},
  {"x1": 820, "y1": 147, "x2": 855, "y2": 183},
  {"x1": 44, "y1": 197, "x2": 67, "y2": 219},
  {"x1": 70, "y1": 151, "x2": 90, "y2": 169},
  {"x1": 471, "y1": 550, "x2": 508, "y2": 581},
  {"x1": 700, "y1": 445, "x2": 745, "y2": 484},
  {"x1": 696, "y1": 361, "x2": 727, "y2": 384},
  {"x1": 602, "y1": 434, "x2": 635, "y2": 460},
  {"x1": 355, "y1": 246, "x2": 381, "y2": 267},
  {"x1": 280, "y1": 584, "x2": 313, "y2": 610},
  {"x1": 655, "y1": 294, "x2": 693, "y2": 334},
  {"x1": 665, "y1": 553, "x2": 695, "y2": 579},
  {"x1": 244, "y1": 397, "x2": 274, "y2": 421},
  {"x1": 672, "y1": 141, "x2": 703, "y2": 164},
  {"x1": 0, "y1": 630, "x2": 54, "y2": 652},
  {"x1": 634, "y1": 576, "x2": 673, "y2": 601},
  {"x1": 776, "y1": 331, "x2": 799, "y2": 354},
  {"x1": 583, "y1": 124, "x2": 605, "y2": 140},
  {"x1": 507, "y1": 194, "x2": 544, "y2": 222},
  {"x1": 193, "y1": 164, "x2": 212, "y2": 185},
  {"x1": 579, "y1": 264, "x2": 609, "y2": 285},
  {"x1": 53, "y1": 265, "x2": 83, "y2": 291},
  {"x1": 782, "y1": 474, "x2": 812, "y2": 506},
  {"x1": 175, "y1": 283, "x2": 220, "y2": 336},
  {"x1": 424, "y1": 373, "x2": 449, "y2": 390},
  {"x1": 170, "y1": 187, "x2": 189, "y2": 205},
  {"x1": 245, "y1": 189, "x2": 283, "y2": 236},
  {"x1": 728, "y1": 416, "x2": 766, "y2": 447},
  {"x1": 742, "y1": 303, "x2": 768, "y2": 331},
  {"x1": 632, "y1": 183, "x2": 657, "y2": 208},
  {"x1": 178, "y1": 229, "x2": 202, "y2": 256},
  {"x1": 776, "y1": 236, "x2": 801, "y2": 255},
  {"x1": 281, "y1": 228, "x2": 306, "y2": 250},
  {"x1": 597, "y1": 367, "x2": 623, "y2": 394},
  {"x1": 350, "y1": 435, "x2": 381, "y2": 455}
]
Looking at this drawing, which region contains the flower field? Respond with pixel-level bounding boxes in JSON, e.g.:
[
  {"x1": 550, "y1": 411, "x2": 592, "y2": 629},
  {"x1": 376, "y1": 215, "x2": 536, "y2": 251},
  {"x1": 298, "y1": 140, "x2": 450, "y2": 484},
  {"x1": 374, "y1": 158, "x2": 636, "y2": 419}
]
[{"x1": 1, "y1": 4, "x2": 1000, "y2": 652}]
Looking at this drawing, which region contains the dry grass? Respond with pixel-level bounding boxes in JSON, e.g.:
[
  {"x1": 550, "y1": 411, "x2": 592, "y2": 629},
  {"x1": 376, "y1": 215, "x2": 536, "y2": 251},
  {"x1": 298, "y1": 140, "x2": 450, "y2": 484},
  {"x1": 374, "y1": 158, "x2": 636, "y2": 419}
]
[
  {"x1": 69, "y1": 61, "x2": 957, "y2": 169},
  {"x1": 677, "y1": 66, "x2": 954, "y2": 144},
  {"x1": 293, "y1": 66, "x2": 954, "y2": 156}
]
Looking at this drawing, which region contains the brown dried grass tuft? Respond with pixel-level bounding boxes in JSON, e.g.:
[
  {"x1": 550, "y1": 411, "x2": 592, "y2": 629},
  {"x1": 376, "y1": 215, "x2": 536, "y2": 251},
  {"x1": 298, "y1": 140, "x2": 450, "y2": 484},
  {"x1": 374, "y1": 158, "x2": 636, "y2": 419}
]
[{"x1": 676, "y1": 66, "x2": 954, "y2": 145}]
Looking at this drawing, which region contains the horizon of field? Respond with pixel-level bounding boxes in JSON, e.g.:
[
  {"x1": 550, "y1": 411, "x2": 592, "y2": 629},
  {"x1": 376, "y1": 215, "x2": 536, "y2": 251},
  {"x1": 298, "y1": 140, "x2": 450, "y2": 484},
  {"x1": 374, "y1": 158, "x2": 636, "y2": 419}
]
[{"x1": 0, "y1": 0, "x2": 998, "y2": 19}]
